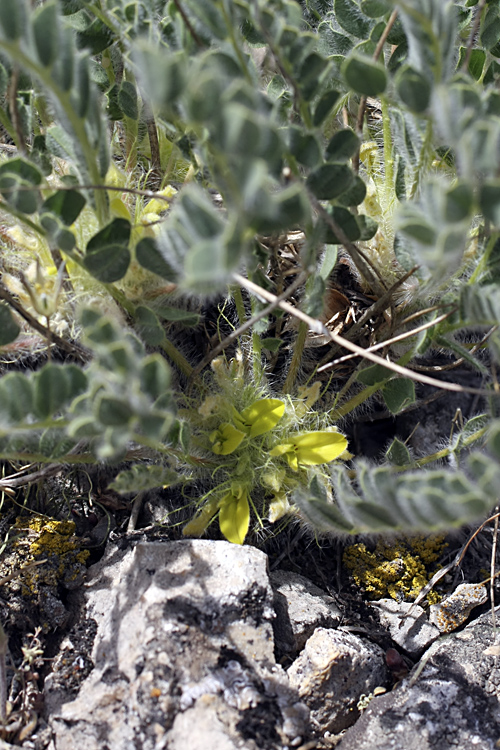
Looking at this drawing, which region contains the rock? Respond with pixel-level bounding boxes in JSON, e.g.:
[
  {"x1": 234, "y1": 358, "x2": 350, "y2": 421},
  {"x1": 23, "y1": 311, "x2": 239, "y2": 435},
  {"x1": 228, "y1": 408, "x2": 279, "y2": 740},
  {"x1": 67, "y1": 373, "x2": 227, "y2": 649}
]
[
  {"x1": 270, "y1": 570, "x2": 341, "y2": 655},
  {"x1": 429, "y1": 582, "x2": 488, "y2": 632},
  {"x1": 287, "y1": 627, "x2": 388, "y2": 734},
  {"x1": 336, "y1": 607, "x2": 500, "y2": 750},
  {"x1": 370, "y1": 599, "x2": 440, "y2": 656},
  {"x1": 45, "y1": 540, "x2": 311, "y2": 750}
]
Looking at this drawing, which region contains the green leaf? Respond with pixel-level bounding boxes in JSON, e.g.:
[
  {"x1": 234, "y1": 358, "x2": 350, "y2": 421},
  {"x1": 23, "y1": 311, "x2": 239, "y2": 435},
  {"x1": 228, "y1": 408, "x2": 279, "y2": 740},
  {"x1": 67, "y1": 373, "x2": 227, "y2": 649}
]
[
  {"x1": 135, "y1": 306, "x2": 165, "y2": 346},
  {"x1": 288, "y1": 127, "x2": 322, "y2": 168},
  {"x1": 335, "y1": 0, "x2": 372, "y2": 38},
  {"x1": 219, "y1": 488, "x2": 250, "y2": 545},
  {"x1": 487, "y1": 421, "x2": 500, "y2": 461},
  {"x1": 357, "y1": 363, "x2": 392, "y2": 385},
  {"x1": 336, "y1": 176, "x2": 367, "y2": 207},
  {"x1": 34, "y1": 365, "x2": 69, "y2": 419},
  {"x1": 325, "y1": 129, "x2": 360, "y2": 162},
  {"x1": 481, "y1": 12, "x2": 500, "y2": 50},
  {"x1": 307, "y1": 163, "x2": 354, "y2": 200},
  {"x1": 318, "y1": 24, "x2": 354, "y2": 57},
  {"x1": 84, "y1": 244, "x2": 131, "y2": 283},
  {"x1": 444, "y1": 182, "x2": 473, "y2": 222},
  {"x1": 382, "y1": 378, "x2": 415, "y2": 415},
  {"x1": 87, "y1": 218, "x2": 131, "y2": 250},
  {"x1": 361, "y1": 0, "x2": 391, "y2": 17},
  {"x1": 396, "y1": 66, "x2": 431, "y2": 113},
  {"x1": 480, "y1": 181, "x2": 500, "y2": 226},
  {"x1": 322, "y1": 206, "x2": 361, "y2": 243},
  {"x1": 385, "y1": 438, "x2": 412, "y2": 466},
  {"x1": 0, "y1": 0, "x2": 27, "y2": 40},
  {"x1": 52, "y1": 27, "x2": 74, "y2": 91},
  {"x1": 0, "y1": 158, "x2": 43, "y2": 214},
  {"x1": 295, "y1": 470, "x2": 356, "y2": 530},
  {"x1": 135, "y1": 237, "x2": 177, "y2": 281},
  {"x1": 184, "y1": 0, "x2": 226, "y2": 40},
  {"x1": 85, "y1": 218, "x2": 131, "y2": 282},
  {"x1": 260, "y1": 337, "x2": 283, "y2": 352},
  {"x1": 313, "y1": 90, "x2": 341, "y2": 126},
  {"x1": 0, "y1": 63, "x2": 8, "y2": 97},
  {"x1": 154, "y1": 305, "x2": 200, "y2": 327},
  {"x1": 342, "y1": 54, "x2": 387, "y2": 96},
  {"x1": 42, "y1": 189, "x2": 86, "y2": 225},
  {"x1": 74, "y1": 56, "x2": 90, "y2": 117},
  {"x1": 210, "y1": 423, "x2": 246, "y2": 455},
  {"x1": 97, "y1": 395, "x2": 134, "y2": 427},
  {"x1": 0, "y1": 304, "x2": 20, "y2": 346},
  {"x1": 317, "y1": 246, "x2": 337, "y2": 282},
  {"x1": 180, "y1": 190, "x2": 224, "y2": 239},
  {"x1": 236, "y1": 398, "x2": 285, "y2": 438},
  {"x1": 33, "y1": 2, "x2": 60, "y2": 67},
  {"x1": 0, "y1": 373, "x2": 33, "y2": 423},
  {"x1": 118, "y1": 81, "x2": 138, "y2": 120},
  {"x1": 298, "y1": 52, "x2": 330, "y2": 100},
  {"x1": 76, "y1": 17, "x2": 114, "y2": 54},
  {"x1": 461, "y1": 284, "x2": 500, "y2": 325},
  {"x1": 356, "y1": 214, "x2": 378, "y2": 240},
  {"x1": 109, "y1": 465, "x2": 179, "y2": 493},
  {"x1": 458, "y1": 46, "x2": 486, "y2": 80},
  {"x1": 64, "y1": 365, "x2": 87, "y2": 401},
  {"x1": 398, "y1": 219, "x2": 437, "y2": 246},
  {"x1": 140, "y1": 354, "x2": 171, "y2": 401}
]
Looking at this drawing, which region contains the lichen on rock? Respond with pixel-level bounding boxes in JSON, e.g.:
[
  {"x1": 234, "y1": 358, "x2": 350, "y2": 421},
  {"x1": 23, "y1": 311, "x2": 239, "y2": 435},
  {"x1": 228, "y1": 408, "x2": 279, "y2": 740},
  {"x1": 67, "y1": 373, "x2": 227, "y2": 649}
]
[
  {"x1": 343, "y1": 535, "x2": 447, "y2": 602},
  {"x1": 2, "y1": 515, "x2": 89, "y2": 632}
]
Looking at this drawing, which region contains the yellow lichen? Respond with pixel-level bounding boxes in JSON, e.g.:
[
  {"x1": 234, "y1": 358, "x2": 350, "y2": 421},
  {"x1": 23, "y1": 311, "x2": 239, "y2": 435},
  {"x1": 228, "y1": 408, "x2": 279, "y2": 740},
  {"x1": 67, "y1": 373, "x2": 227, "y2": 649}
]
[
  {"x1": 11, "y1": 516, "x2": 89, "y2": 594},
  {"x1": 343, "y1": 535, "x2": 447, "y2": 602}
]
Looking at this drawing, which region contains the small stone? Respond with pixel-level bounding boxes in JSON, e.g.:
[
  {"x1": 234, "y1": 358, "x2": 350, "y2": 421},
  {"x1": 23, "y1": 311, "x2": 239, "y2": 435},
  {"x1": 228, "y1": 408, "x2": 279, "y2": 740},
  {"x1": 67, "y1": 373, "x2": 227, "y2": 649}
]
[
  {"x1": 371, "y1": 599, "x2": 440, "y2": 655},
  {"x1": 429, "y1": 583, "x2": 487, "y2": 633},
  {"x1": 270, "y1": 570, "x2": 341, "y2": 654},
  {"x1": 287, "y1": 627, "x2": 388, "y2": 733}
]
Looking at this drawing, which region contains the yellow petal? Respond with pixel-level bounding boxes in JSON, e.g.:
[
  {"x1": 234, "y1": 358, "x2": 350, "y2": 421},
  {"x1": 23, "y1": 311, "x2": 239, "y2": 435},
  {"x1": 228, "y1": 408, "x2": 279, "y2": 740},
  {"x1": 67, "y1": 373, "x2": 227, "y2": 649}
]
[
  {"x1": 239, "y1": 399, "x2": 285, "y2": 437},
  {"x1": 219, "y1": 490, "x2": 250, "y2": 544},
  {"x1": 210, "y1": 423, "x2": 246, "y2": 455},
  {"x1": 294, "y1": 431, "x2": 348, "y2": 465}
]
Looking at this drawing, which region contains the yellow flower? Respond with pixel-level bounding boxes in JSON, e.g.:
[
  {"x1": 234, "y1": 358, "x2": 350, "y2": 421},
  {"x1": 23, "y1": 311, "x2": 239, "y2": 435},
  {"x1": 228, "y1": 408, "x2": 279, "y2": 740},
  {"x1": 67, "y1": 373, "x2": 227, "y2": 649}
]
[{"x1": 270, "y1": 430, "x2": 348, "y2": 471}]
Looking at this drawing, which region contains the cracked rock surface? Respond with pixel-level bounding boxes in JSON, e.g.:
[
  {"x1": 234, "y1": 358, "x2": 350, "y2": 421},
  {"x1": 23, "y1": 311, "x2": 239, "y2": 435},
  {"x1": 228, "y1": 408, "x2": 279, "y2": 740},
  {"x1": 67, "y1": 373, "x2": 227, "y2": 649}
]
[
  {"x1": 336, "y1": 607, "x2": 500, "y2": 750},
  {"x1": 45, "y1": 540, "x2": 311, "y2": 750}
]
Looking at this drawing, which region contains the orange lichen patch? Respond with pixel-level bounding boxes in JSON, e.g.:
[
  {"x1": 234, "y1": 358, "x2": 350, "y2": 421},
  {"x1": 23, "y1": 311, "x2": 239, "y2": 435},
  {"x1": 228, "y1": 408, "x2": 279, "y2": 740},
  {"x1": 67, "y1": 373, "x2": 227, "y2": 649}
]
[
  {"x1": 343, "y1": 535, "x2": 447, "y2": 602},
  {"x1": 429, "y1": 583, "x2": 487, "y2": 633}
]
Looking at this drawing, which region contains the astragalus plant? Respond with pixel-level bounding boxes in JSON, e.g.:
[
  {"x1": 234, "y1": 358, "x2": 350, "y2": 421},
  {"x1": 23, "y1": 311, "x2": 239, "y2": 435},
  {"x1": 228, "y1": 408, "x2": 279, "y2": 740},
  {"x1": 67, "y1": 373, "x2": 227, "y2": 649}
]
[{"x1": 0, "y1": 0, "x2": 499, "y2": 542}]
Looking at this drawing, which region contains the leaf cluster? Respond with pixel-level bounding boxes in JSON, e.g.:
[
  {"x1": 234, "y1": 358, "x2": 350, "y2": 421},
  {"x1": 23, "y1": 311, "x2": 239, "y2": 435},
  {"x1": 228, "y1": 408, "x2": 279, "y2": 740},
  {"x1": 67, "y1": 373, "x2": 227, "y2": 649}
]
[{"x1": 0, "y1": 0, "x2": 500, "y2": 540}]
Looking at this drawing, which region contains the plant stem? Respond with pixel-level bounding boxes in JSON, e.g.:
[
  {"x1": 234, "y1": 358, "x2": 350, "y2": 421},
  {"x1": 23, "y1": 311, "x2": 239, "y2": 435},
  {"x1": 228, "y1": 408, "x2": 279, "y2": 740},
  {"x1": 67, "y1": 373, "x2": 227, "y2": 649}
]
[
  {"x1": 8, "y1": 67, "x2": 27, "y2": 154},
  {"x1": 468, "y1": 233, "x2": 498, "y2": 285},
  {"x1": 159, "y1": 337, "x2": 194, "y2": 378},
  {"x1": 232, "y1": 284, "x2": 247, "y2": 329},
  {"x1": 330, "y1": 381, "x2": 382, "y2": 420},
  {"x1": 381, "y1": 96, "x2": 394, "y2": 206},
  {"x1": 395, "y1": 425, "x2": 489, "y2": 471},
  {"x1": 252, "y1": 331, "x2": 262, "y2": 384},
  {"x1": 409, "y1": 119, "x2": 432, "y2": 200},
  {"x1": 283, "y1": 320, "x2": 307, "y2": 394}
]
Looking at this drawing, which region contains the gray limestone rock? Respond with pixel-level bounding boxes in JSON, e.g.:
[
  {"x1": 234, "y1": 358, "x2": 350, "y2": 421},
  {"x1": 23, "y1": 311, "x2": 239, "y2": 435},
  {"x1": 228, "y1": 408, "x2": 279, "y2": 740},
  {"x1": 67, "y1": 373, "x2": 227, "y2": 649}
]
[
  {"x1": 336, "y1": 607, "x2": 500, "y2": 750},
  {"x1": 270, "y1": 569, "x2": 342, "y2": 655},
  {"x1": 370, "y1": 599, "x2": 440, "y2": 656},
  {"x1": 428, "y1": 582, "x2": 488, "y2": 632},
  {"x1": 45, "y1": 540, "x2": 310, "y2": 750},
  {"x1": 287, "y1": 627, "x2": 388, "y2": 734}
]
